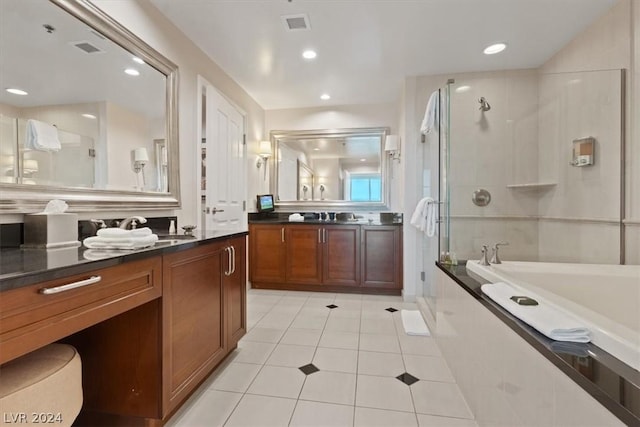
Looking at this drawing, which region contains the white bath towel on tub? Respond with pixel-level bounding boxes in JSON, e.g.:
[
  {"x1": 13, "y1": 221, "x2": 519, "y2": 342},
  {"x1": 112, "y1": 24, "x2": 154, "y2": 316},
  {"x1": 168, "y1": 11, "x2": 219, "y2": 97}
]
[{"x1": 481, "y1": 282, "x2": 591, "y2": 343}]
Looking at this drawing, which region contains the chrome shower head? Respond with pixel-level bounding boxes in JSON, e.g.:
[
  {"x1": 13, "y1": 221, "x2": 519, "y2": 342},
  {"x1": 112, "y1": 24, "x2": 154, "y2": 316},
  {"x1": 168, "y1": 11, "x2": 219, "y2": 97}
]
[{"x1": 478, "y1": 97, "x2": 491, "y2": 111}]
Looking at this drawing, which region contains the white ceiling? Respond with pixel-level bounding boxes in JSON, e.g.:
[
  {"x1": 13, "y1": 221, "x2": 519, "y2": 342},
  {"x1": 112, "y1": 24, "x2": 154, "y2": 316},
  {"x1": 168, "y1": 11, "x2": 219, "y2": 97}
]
[{"x1": 150, "y1": 0, "x2": 617, "y2": 110}]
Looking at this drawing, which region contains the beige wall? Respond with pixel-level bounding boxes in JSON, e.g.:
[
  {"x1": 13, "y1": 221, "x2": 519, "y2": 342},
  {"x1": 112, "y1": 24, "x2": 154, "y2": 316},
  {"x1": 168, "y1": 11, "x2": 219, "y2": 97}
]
[{"x1": 92, "y1": 0, "x2": 266, "y2": 225}]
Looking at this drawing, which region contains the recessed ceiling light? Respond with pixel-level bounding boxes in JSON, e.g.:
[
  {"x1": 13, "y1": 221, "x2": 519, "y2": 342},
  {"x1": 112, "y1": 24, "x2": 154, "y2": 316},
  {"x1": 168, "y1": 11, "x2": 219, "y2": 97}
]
[
  {"x1": 6, "y1": 88, "x2": 28, "y2": 96},
  {"x1": 320, "y1": 93, "x2": 330, "y2": 100},
  {"x1": 132, "y1": 56, "x2": 145, "y2": 65},
  {"x1": 313, "y1": 148, "x2": 320, "y2": 151},
  {"x1": 82, "y1": 113, "x2": 97, "y2": 119},
  {"x1": 455, "y1": 85, "x2": 471, "y2": 93},
  {"x1": 483, "y1": 43, "x2": 507, "y2": 55},
  {"x1": 124, "y1": 68, "x2": 140, "y2": 76},
  {"x1": 360, "y1": 158, "x2": 366, "y2": 162},
  {"x1": 302, "y1": 50, "x2": 317, "y2": 59}
]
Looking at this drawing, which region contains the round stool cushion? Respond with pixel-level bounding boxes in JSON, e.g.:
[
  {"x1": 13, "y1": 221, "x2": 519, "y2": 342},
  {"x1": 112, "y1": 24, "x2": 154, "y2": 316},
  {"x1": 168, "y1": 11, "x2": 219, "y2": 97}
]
[{"x1": 0, "y1": 344, "x2": 82, "y2": 427}]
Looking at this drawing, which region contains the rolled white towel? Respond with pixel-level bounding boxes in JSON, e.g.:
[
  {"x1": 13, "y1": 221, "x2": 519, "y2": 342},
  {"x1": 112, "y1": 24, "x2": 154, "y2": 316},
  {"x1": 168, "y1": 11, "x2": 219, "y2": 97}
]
[
  {"x1": 481, "y1": 282, "x2": 591, "y2": 343},
  {"x1": 288, "y1": 213, "x2": 304, "y2": 222},
  {"x1": 97, "y1": 227, "x2": 152, "y2": 238},
  {"x1": 83, "y1": 234, "x2": 158, "y2": 250}
]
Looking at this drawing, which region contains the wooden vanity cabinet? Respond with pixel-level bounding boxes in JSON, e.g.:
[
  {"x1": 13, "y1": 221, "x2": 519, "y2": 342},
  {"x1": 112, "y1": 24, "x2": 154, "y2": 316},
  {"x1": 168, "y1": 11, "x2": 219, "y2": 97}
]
[
  {"x1": 162, "y1": 236, "x2": 246, "y2": 415},
  {"x1": 250, "y1": 223, "x2": 400, "y2": 293}
]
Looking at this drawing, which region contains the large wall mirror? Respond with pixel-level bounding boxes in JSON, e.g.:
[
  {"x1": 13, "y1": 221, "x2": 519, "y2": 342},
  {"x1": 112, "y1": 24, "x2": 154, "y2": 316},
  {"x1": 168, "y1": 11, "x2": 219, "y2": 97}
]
[
  {"x1": 0, "y1": 0, "x2": 179, "y2": 212},
  {"x1": 270, "y1": 127, "x2": 390, "y2": 209}
]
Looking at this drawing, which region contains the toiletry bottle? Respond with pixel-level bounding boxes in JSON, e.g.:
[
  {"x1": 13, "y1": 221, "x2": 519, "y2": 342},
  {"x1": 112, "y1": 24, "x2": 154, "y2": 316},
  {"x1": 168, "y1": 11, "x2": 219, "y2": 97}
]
[{"x1": 169, "y1": 219, "x2": 176, "y2": 234}]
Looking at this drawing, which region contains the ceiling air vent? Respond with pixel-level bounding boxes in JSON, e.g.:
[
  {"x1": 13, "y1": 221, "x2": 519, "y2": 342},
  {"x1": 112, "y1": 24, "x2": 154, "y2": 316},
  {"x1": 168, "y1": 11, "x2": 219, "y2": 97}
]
[
  {"x1": 281, "y1": 14, "x2": 311, "y2": 31},
  {"x1": 71, "y1": 41, "x2": 104, "y2": 54}
]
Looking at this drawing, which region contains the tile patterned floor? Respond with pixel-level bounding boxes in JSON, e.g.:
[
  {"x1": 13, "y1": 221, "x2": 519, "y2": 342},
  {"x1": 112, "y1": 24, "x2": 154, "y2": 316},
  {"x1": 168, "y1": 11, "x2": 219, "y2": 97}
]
[{"x1": 166, "y1": 289, "x2": 477, "y2": 427}]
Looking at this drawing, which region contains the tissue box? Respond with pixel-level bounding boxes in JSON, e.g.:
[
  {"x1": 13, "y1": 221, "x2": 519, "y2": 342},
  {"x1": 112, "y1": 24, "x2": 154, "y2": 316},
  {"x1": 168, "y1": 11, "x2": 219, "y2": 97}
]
[{"x1": 23, "y1": 213, "x2": 80, "y2": 248}]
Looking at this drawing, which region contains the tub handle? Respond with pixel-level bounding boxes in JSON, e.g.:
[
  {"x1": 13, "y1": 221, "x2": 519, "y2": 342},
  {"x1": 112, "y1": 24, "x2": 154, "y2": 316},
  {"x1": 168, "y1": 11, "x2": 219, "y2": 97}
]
[{"x1": 491, "y1": 242, "x2": 509, "y2": 264}]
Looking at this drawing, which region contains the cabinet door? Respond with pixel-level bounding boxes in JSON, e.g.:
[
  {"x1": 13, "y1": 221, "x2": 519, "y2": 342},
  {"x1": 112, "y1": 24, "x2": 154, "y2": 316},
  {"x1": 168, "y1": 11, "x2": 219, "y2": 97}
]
[
  {"x1": 361, "y1": 226, "x2": 403, "y2": 289},
  {"x1": 162, "y1": 242, "x2": 227, "y2": 413},
  {"x1": 323, "y1": 225, "x2": 360, "y2": 287},
  {"x1": 286, "y1": 225, "x2": 323, "y2": 285},
  {"x1": 225, "y1": 235, "x2": 246, "y2": 349},
  {"x1": 249, "y1": 224, "x2": 286, "y2": 283}
]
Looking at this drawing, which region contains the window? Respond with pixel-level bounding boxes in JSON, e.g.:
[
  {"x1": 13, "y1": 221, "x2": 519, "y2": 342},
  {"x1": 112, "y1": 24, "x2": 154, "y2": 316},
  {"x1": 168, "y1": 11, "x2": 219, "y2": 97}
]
[{"x1": 350, "y1": 174, "x2": 381, "y2": 201}]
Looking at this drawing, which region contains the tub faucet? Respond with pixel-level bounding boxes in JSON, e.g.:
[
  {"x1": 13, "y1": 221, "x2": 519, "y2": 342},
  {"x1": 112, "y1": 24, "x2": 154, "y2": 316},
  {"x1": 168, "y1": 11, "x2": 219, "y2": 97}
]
[
  {"x1": 119, "y1": 216, "x2": 147, "y2": 229},
  {"x1": 478, "y1": 245, "x2": 490, "y2": 266},
  {"x1": 490, "y1": 242, "x2": 509, "y2": 264}
]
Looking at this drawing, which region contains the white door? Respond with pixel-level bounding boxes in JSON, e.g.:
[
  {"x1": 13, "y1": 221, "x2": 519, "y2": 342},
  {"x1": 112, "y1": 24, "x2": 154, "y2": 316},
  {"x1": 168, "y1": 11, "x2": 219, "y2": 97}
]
[{"x1": 205, "y1": 85, "x2": 246, "y2": 231}]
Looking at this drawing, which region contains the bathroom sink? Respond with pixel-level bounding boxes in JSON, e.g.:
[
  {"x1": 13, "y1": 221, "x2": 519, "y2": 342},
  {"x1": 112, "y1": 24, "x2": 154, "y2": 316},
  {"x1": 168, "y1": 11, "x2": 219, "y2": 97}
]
[{"x1": 156, "y1": 234, "x2": 197, "y2": 241}]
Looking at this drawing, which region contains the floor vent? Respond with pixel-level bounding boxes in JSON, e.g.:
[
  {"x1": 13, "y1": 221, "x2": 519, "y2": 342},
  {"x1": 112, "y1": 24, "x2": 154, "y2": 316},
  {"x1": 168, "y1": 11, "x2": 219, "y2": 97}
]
[{"x1": 281, "y1": 14, "x2": 311, "y2": 31}]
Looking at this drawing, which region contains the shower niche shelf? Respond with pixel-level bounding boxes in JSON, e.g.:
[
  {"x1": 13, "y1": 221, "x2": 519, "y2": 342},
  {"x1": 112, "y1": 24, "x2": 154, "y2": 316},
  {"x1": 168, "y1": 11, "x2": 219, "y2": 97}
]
[{"x1": 506, "y1": 183, "x2": 557, "y2": 191}]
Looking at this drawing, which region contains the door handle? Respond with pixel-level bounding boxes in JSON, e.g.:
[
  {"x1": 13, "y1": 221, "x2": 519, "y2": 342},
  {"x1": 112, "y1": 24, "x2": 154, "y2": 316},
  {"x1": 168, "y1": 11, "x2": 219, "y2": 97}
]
[
  {"x1": 230, "y1": 245, "x2": 236, "y2": 274},
  {"x1": 322, "y1": 228, "x2": 326, "y2": 243},
  {"x1": 281, "y1": 227, "x2": 285, "y2": 243},
  {"x1": 211, "y1": 207, "x2": 225, "y2": 214},
  {"x1": 318, "y1": 228, "x2": 321, "y2": 243},
  {"x1": 39, "y1": 275, "x2": 102, "y2": 295}
]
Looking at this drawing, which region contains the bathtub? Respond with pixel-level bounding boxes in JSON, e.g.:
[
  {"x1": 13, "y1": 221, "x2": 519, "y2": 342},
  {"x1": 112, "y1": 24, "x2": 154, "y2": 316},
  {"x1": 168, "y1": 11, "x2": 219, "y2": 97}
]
[{"x1": 466, "y1": 261, "x2": 640, "y2": 372}]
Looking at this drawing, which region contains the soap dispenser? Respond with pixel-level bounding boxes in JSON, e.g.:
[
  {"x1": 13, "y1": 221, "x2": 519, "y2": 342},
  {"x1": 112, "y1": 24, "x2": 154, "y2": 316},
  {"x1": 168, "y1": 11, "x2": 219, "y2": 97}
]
[{"x1": 169, "y1": 220, "x2": 176, "y2": 234}]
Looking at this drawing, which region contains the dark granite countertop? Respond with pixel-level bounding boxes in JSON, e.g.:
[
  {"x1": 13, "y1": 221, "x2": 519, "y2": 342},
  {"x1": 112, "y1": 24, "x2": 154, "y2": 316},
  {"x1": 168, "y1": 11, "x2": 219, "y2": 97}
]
[
  {"x1": 437, "y1": 261, "x2": 640, "y2": 426},
  {"x1": 249, "y1": 218, "x2": 402, "y2": 226},
  {"x1": 0, "y1": 230, "x2": 247, "y2": 292}
]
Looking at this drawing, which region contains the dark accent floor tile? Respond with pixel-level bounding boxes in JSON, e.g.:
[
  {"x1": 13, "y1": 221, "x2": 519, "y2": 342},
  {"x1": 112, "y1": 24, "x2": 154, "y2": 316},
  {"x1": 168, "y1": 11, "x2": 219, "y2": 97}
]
[
  {"x1": 396, "y1": 372, "x2": 419, "y2": 386},
  {"x1": 385, "y1": 307, "x2": 398, "y2": 313},
  {"x1": 299, "y1": 363, "x2": 320, "y2": 375},
  {"x1": 326, "y1": 304, "x2": 338, "y2": 309}
]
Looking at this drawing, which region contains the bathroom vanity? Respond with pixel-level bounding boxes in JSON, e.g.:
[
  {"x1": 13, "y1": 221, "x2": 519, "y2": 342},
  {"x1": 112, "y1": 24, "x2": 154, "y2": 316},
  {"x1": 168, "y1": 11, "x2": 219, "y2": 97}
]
[
  {"x1": 0, "y1": 232, "x2": 247, "y2": 426},
  {"x1": 249, "y1": 218, "x2": 402, "y2": 294}
]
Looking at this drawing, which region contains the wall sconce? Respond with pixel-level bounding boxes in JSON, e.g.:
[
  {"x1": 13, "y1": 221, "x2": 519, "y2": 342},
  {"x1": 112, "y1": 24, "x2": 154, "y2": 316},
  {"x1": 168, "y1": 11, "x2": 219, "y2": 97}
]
[
  {"x1": 132, "y1": 147, "x2": 149, "y2": 189},
  {"x1": 256, "y1": 140, "x2": 272, "y2": 180},
  {"x1": 384, "y1": 135, "x2": 401, "y2": 162},
  {"x1": 319, "y1": 184, "x2": 326, "y2": 200}
]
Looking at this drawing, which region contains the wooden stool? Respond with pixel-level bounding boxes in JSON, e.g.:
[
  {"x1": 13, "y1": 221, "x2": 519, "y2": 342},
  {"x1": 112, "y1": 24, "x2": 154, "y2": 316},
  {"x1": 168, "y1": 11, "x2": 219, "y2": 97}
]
[{"x1": 0, "y1": 344, "x2": 82, "y2": 427}]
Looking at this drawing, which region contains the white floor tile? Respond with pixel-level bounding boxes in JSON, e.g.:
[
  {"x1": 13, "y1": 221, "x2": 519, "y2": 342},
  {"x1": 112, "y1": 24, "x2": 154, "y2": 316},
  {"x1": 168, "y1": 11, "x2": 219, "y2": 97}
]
[
  {"x1": 242, "y1": 327, "x2": 286, "y2": 344},
  {"x1": 299, "y1": 371, "x2": 356, "y2": 405},
  {"x1": 319, "y1": 331, "x2": 360, "y2": 350},
  {"x1": 398, "y1": 336, "x2": 442, "y2": 357},
  {"x1": 354, "y1": 407, "x2": 418, "y2": 427},
  {"x1": 247, "y1": 365, "x2": 306, "y2": 399},
  {"x1": 357, "y1": 351, "x2": 405, "y2": 377},
  {"x1": 325, "y1": 316, "x2": 360, "y2": 333},
  {"x1": 266, "y1": 344, "x2": 316, "y2": 368},
  {"x1": 359, "y1": 333, "x2": 401, "y2": 353},
  {"x1": 411, "y1": 381, "x2": 473, "y2": 419},
  {"x1": 230, "y1": 341, "x2": 276, "y2": 364},
  {"x1": 290, "y1": 315, "x2": 328, "y2": 330},
  {"x1": 290, "y1": 400, "x2": 354, "y2": 427},
  {"x1": 355, "y1": 374, "x2": 414, "y2": 412},
  {"x1": 280, "y1": 328, "x2": 323, "y2": 347},
  {"x1": 417, "y1": 414, "x2": 479, "y2": 427},
  {"x1": 208, "y1": 362, "x2": 262, "y2": 393},
  {"x1": 403, "y1": 354, "x2": 455, "y2": 383},
  {"x1": 360, "y1": 317, "x2": 397, "y2": 335},
  {"x1": 328, "y1": 308, "x2": 361, "y2": 319},
  {"x1": 168, "y1": 390, "x2": 241, "y2": 427},
  {"x1": 224, "y1": 394, "x2": 296, "y2": 427},
  {"x1": 313, "y1": 347, "x2": 358, "y2": 373},
  {"x1": 256, "y1": 312, "x2": 296, "y2": 329}
]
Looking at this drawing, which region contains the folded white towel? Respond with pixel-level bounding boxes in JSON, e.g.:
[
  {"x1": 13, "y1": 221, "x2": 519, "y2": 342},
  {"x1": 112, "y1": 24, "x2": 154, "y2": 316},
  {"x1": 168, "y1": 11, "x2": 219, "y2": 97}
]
[
  {"x1": 97, "y1": 227, "x2": 152, "y2": 238},
  {"x1": 410, "y1": 197, "x2": 436, "y2": 237},
  {"x1": 481, "y1": 282, "x2": 591, "y2": 343},
  {"x1": 83, "y1": 234, "x2": 158, "y2": 250},
  {"x1": 288, "y1": 213, "x2": 304, "y2": 222},
  {"x1": 401, "y1": 310, "x2": 431, "y2": 336},
  {"x1": 420, "y1": 91, "x2": 439, "y2": 135},
  {"x1": 25, "y1": 119, "x2": 62, "y2": 152}
]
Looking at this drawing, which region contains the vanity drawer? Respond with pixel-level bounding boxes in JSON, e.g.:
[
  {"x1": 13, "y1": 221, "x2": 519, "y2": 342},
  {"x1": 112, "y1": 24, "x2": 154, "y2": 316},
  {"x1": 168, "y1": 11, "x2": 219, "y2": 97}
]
[{"x1": 0, "y1": 256, "x2": 162, "y2": 364}]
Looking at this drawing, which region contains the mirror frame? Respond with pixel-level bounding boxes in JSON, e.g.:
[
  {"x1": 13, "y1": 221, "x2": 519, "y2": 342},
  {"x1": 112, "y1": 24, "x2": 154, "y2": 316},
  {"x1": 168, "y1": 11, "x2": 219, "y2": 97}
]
[
  {"x1": 0, "y1": 0, "x2": 180, "y2": 213},
  {"x1": 270, "y1": 127, "x2": 390, "y2": 210}
]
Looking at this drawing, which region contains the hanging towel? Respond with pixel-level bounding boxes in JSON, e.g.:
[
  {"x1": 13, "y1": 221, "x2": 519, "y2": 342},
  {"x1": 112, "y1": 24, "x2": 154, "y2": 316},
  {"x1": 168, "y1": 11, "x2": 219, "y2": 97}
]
[
  {"x1": 25, "y1": 119, "x2": 62, "y2": 152},
  {"x1": 481, "y1": 282, "x2": 591, "y2": 343},
  {"x1": 420, "y1": 91, "x2": 439, "y2": 135},
  {"x1": 410, "y1": 197, "x2": 436, "y2": 237}
]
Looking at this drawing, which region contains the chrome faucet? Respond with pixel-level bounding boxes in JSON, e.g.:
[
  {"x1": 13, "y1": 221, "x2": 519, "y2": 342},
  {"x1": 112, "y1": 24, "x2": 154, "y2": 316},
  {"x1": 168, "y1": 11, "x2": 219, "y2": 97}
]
[
  {"x1": 490, "y1": 242, "x2": 509, "y2": 264},
  {"x1": 478, "y1": 245, "x2": 490, "y2": 266},
  {"x1": 119, "y1": 216, "x2": 147, "y2": 229}
]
